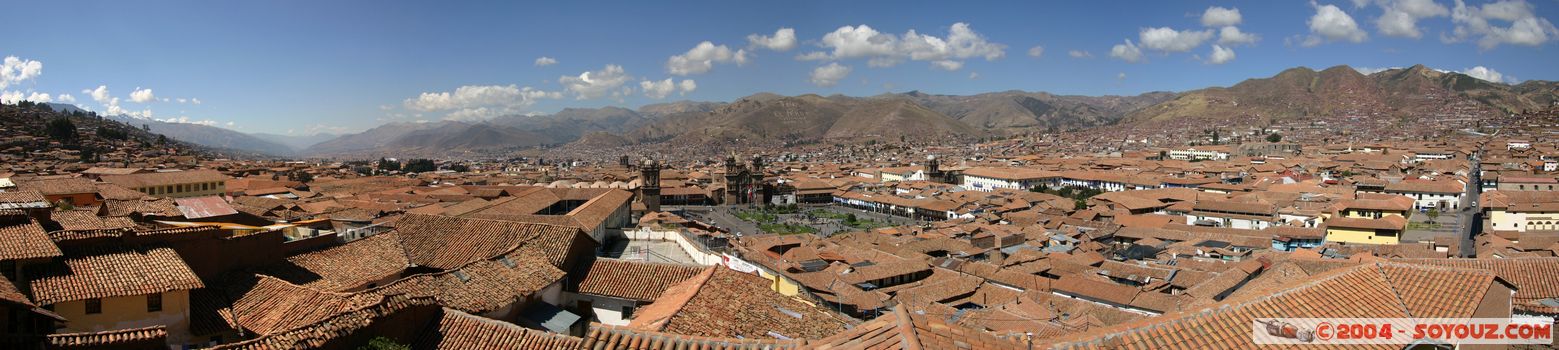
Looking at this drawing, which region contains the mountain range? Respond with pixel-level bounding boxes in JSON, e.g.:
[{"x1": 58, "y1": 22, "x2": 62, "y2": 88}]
[{"x1": 49, "y1": 64, "x2": 1559, "y2": 158}]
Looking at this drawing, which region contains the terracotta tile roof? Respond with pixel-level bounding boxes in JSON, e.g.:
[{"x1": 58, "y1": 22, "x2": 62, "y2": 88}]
[
  {"x1": 1044, "y1": 263, "x2": 1501, "y2": 349},
  {"x1": 580, "y1": 323, "x2": 802, "y2": 350},
  {"x1": 94, "y1": 183, "x2": 149, "y2": 201},
  {"x1": 1051, "y1": 274, "x2": 1139, "y2": 306},
  {"x1": 14, "y1": 177, "x2": 97, "y2": 196},
  {"x1": 99, "y1": 198, "x2": 181, "y2": 217},
  {"x1": 1324, "y1": 215, "x2": 1407, "y2": 231},
  {"x1": 49, "y1": 210, "x2": 135, "y2": 231},
  {"x1": 274, "y1": 231, "x2": 408, "y2": 291},
  {"x1": 629, "y1": 267, "x2": 848, "y2": 340},
  {"x1": 209, "y1": 295, "x2": 440, "y2": 350},
  {"x1": 45, "y1": 325, "x2": 168, "y2": 350},
  {"x1": 227, "y1": 275, "x2": 385, "y2": 336},
  {"x1": 0, "y1": 275, "x2": 35, "y2": 307},
  {"x1": 414, "y1": 308, "x2": 584, "y2": 349},
  {"x1": 101, "y1": 169, "x2": 227, "y2": 189},
  {"x1": 391, "y1": 214, "x2": 587, "y2": 270},
  {"x1": 573, "y1": 258, "x2": 705, "y2": 302},
  {"x1": 0, "y1": 190, "x2": 51, "y2": 209},
  {"x1": 809, "y1": 305, "x2": 1025, "y2": 350},
  {"x1": 0, "y1": 212, "x2": 62, "y2": 261},
  {"x1": 1393, "y1": 257, "x2": 1559, "y2": 314},
  {"x1": 369, "y1": 256, "x2": 564, "y2": 315},
  {"x1": 29, "y1": 246, "x2": 202, "y2": 305},
  {"x1": 1383, "y1": 179, "x2": 1463, "y2": 194}
]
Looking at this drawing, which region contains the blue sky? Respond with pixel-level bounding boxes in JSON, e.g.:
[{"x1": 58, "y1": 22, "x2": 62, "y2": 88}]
[{"x1": 1, "y1": 0, "x2": 1556, "y2": 135}]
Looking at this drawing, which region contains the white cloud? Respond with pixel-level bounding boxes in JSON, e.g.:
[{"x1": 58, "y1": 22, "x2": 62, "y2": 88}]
[
  {"x1": 403, "y1": 84, "x2": 561, "y2": 120},
  {"x1": 1460, "y1": 66, "x2": 1515, "y2": 83},
  {"x1": 77, "y1": 85, "x2": 151, "y2": 118},
  {"x1": 809, "y1": 63, "x2": 851, "y2": 87},
  {"x1": 1027, "y1": 45, "x2": 1045, "y2": 58},
  {"x1": 1305, "y1": 3, "x2": 1369, "y2": 46},
  {"x1": 1218, "y1": 26, "x2": 1260, "y2": 45},
  {"x1": 968, "y1": 72, "x2": 980, "y2": 80},
  {"x1": 1367, "y1": 0, "x2": 1451, "y2": 38},
  {"x1": 667, "y1": 41, "x2": 747, "y2": 75},
  {"x1": 534, "y1": 56, "x2": 558, "y2": 67},
  {"x1": 1109, "y1": 40, "x2": 1144, "y2": 63},
  {"x1": 0, "y1": 91, "x2": 22, "y2": 104},
  {"x1": 191, "y1": 98, "x2": 201, "y2": 105},
  {"x1": 57, "y1": 93, "x2": 75, "y2": 103},
  {"x1": 930, "y1": 60, "x2": 963, "y2": 71},
  {"x1": 1202, "y1": 6, "x2": 1244, "y2": 27},
  {"x1": 1139, "y1": 27, "x2": 1214, "y2": 52},
  {"x1": 1207, "y1": 45, "x2": 1236, "y2": 64},
  {"x1": 679, "y1": 79, "x2": 696, "y2": 94},
  {"x1": 157, "y1": 116, "x2": 220, "y2": 126},
  {"x1": 1117, "y1": 72, "x2": 1127, "y2": 80},
  {"x1": 639, "y1": 78, "x2": 697, "y2": 99},
  {"x1": 1352, "y1": 66, "x2": 1397, "y2": 74},
  {"x1": 560, "y1": 64, "x2": 632, "y2": 99},
  {"x1": 1446, "y1": 0, "x2": 1559, "y2": 49},
  {"x1": 130, "y1": 87, "x2": 156, "y2": 103},
  {"x1": 0, "y1": 56, "x2": 43, "y2": 90},
  {"x1": 747, "y1": 28, "x2": 797, "y2": 51},
  {"x1": 85, "y1": 85, "x2": 110, "y2": 103},
  {"x1": 801, "y1": 23, "x2": 1006, "y2": 70},
  {"x1": 1068, "y1": 50, "x2": 1093, "y2": 58}
]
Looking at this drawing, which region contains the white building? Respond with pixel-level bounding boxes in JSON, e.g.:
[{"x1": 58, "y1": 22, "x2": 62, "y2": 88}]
[
  {"x1": 1168, "y1": 148, "x2": 1230, "y2": 161},
  {"x1": 960, "y1": 167, "x2": 1059, "y2": 192}
]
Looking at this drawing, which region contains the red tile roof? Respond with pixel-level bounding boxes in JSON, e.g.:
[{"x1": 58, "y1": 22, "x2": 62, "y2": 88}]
[
  {"x1": 573, "y1": 258, "x2": 706, "y2": 302},
  {"x1": 629, "y1": 267, "x2": 848, "y2": 340},
  {"x1": 275, "y1": 231, "x2": 408, "y2": 291},
  {"x1": 101, "y1": 169, "x2": 227, "y2": 189},
  {"x1": 809, "y1": 305, "x2": 1026, "y2": 350},
  {"x1": 1044, "y1": 263, "x2": 1502, "y2": 349},
  {"x1": 29, "y1": 246, "x2": 203, "y2": 305},
  {"x1": 45, "y1": 325, "x2": 168, "y2": 350},
  {"x1": 0, "y1": 211, "x2": 62, "y2": 261},
  {"x1": 391, "y1": 214, "x2": 587, "y2": 270},
  {"x1": 369, "y1": 256, "x2": 564, "y2": 315},
  {"x1": 414, "y1": 308, "x2": 584, "y2": 349},
  {"x1": 1394, "y1": 257, "x2": 1559, "y2": 314},
  {"x1": 227, "y1": 275, "x2": 385, "y2": 336}
]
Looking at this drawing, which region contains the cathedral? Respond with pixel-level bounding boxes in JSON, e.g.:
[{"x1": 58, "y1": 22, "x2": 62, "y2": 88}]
[{"x1": 719, "y1": 154, "x2": 768, "y2": 205}]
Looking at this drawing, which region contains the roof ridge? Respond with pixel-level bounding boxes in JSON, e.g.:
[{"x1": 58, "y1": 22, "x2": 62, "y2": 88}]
[
  {"x1": 891, "y1": 305, "x2": 924, "y2": 350},
  {"x1": 1371, "y1": 262, "x2": 1415, "y2": 318}
]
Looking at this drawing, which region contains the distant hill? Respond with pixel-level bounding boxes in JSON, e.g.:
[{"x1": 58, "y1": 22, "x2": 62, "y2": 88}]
[
  {"x1": 249, "y1": 132, "x2": 339, "y2": 151},
  {"x1": 105, "y1": 115, "x2": 296, "y2": 156},
  {"x1": 896, "y1": 90, "x2": 1174, "y2": 132},
  {"x1": 1122, "y1": 64, "x2": 1557, "y2": 124},
  {"x1": 8, "y1": 101, "x2": 222, "y2": 159},
  {"x1": 40, "y1": 103, "x2": 293, "y2": 157},
  {"x1": 303, "y1": 90, "x2": 1180, "y2": 157},
  {"x1": 306, "y1": 121, "x2": 447, "y2": 156},
  {"x1": 300, "y1": 63, "x2": 1557, "y2": 158}
]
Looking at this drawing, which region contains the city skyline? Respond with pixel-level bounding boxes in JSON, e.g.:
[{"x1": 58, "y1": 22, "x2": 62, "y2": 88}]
[{"x1": 1, "y1": 0, "x2": 1557, "y2": 135}]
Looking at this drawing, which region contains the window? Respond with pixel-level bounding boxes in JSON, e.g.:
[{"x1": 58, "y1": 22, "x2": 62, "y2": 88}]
[
  {"x1": 621, "y1": 306, "x2": 634, "y2": 318},
  {"x1": 85, "y1": 298, "x2": 102, "y2": 314},
  {"x1": 147, "y1": 293, "x2": 162, "y2": 312}
]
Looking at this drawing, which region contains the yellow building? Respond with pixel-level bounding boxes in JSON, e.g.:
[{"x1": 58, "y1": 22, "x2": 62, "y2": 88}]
[
  {"x1": 1483, "y1": 191, "x2": 1559, "y2": 232},
  {"x1": 29, "y1": 247, "x2": 204, "y2": 346},
  {"x1": 102, "y1": 169, "x2": 228, "y2": 198},
  {"x1": 1324, "y1": 216, "x2": 1407, "y2": 244}
]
